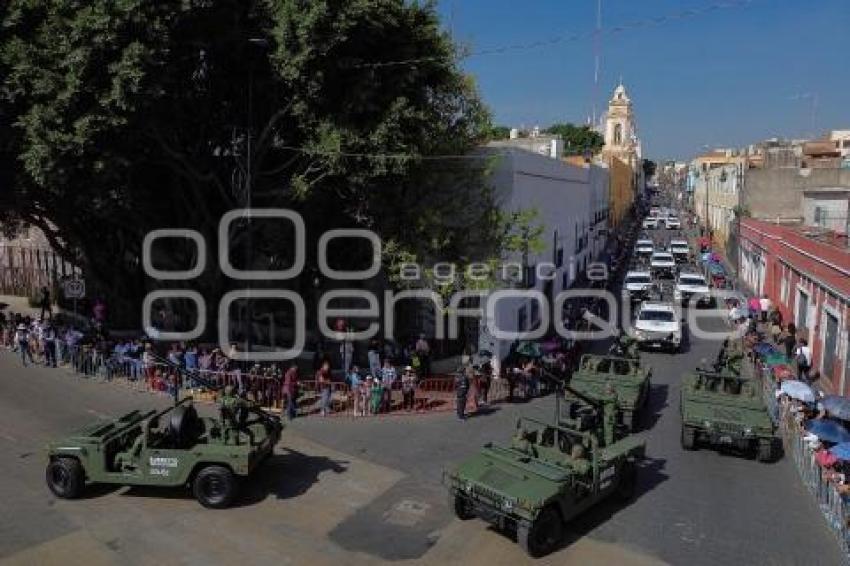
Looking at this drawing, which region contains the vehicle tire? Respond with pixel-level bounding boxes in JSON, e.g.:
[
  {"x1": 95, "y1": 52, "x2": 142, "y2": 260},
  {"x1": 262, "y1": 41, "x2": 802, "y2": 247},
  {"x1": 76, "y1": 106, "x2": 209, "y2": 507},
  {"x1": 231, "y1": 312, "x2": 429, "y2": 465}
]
[
  {"x1": 450, "y1": 492, "x2": 474, "y2": 520},
  {"x1": 46, "y1": 457, "x2": 85, "y2": 499},
  {"x1": 681, "y1": 426, "x2": 697, "y2": 451},
  {"x1": 622, "y1": 411, "x2": 634, "y2": 431},
  {"x1": 517, "y1": 507, "x2": 563, "y2": 558},
  {"x1": 193, "y1": 465, "x2": 237, "y2": 509},
  {"x1": 615, "y1": 461, "x2": 638, "y2": 501},
  {"x1": 756, "y1": 439, "x2": 776, "y2": 463}
]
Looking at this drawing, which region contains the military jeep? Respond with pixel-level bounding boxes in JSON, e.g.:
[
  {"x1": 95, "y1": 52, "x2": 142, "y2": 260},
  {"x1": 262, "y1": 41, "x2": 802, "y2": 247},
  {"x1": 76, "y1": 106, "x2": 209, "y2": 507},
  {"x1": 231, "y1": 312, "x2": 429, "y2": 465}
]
[
  {"x1": 680, "y1": 368, "x2": 780, "y2": 462},
  {"x1": 569, "y1": 354, "x2": 651, "y2": 431},
  {"x1": 444, "y1": 388, "x2": 645, "y2": 557},
  {"x1": 45, "y1": 397, "x2": 282, "y2": 508}
]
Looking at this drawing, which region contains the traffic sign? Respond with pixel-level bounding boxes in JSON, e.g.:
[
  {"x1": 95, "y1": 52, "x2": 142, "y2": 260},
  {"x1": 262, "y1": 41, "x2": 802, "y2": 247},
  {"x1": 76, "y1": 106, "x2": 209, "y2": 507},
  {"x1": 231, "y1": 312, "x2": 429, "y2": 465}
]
[{"x1": 63, "y1": 278, "x2": 85, "y2": 299}]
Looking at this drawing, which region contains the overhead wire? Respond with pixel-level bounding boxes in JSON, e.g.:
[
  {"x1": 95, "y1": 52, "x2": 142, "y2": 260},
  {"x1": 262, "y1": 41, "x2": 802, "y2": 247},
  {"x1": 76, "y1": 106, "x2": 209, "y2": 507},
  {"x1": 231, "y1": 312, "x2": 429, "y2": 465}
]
[{"x1": 346, "y1": 0, "x2": 756, "y2": 69}]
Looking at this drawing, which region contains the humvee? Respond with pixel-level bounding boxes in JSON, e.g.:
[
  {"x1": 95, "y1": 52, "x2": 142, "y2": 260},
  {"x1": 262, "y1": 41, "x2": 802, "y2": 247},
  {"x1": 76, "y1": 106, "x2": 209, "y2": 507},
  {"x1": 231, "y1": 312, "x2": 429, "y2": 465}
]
[
  {"x1": 680, "y1": 368, "x2": 780, "y2": 462},
  {"x1": 46, "y1": 386, "x2": 282, "y2": 508},
  {"x1": 569, "y1": 354, "x2": 651, "y2": 431},
  {"x1": 444, "y1": 386, "x2": 645, "y2": 557}
]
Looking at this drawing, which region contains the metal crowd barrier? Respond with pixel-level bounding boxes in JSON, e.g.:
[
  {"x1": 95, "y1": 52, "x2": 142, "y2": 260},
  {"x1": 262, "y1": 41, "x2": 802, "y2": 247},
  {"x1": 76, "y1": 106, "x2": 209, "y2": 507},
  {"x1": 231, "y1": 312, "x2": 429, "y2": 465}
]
[
  {"x1": 58, "y1": 347, "x2": 530, "y2": 417},
  {"x1": 756, "y1": 360, "x2": 850, "y2": 562}
]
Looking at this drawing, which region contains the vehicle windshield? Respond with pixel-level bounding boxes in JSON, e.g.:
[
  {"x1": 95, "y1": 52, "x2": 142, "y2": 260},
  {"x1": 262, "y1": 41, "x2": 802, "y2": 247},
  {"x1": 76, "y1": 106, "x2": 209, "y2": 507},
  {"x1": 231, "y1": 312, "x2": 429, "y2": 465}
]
[
  {"x1": 680, "y1": 276, "x2": 707, "y2": 286},
  {"x1": 626, "y1": 274, "x2": 651, "y2": 284},
  {"x1": 639, "y1": 310, "x2": 676, "y2": 322}
]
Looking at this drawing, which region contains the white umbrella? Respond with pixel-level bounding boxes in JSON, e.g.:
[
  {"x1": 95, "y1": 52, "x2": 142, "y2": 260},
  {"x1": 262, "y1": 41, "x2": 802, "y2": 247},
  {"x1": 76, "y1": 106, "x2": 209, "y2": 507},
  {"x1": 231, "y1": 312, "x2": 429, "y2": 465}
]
[{"x1": 780, "y1": 380, "x2": 816, "y2": 403}]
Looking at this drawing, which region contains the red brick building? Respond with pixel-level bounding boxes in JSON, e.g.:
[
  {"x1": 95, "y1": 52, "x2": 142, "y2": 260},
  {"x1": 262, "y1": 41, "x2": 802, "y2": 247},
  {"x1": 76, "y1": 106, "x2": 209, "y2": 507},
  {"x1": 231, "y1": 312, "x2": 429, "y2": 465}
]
[{"x1": 738, "y1": 219, "x2": 850, "y2": 394}]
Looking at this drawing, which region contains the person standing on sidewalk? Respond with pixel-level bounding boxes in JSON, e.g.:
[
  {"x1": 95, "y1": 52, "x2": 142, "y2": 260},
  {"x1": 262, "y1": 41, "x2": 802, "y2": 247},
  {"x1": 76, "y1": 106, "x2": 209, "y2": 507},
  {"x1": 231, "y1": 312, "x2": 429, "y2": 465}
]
[
  {"x1": 15, "y1": 323, "x2": 33, "y2": 366},
  {"x1": 759, "y1": 295, "x2": 772, "y2": 323},
  {"x1": 282, "y1": 362, "x2": 299, "y2": 420},
  {"x1": 316, "y1": 360, "x2": 332, "y2": 416},
  {"x1": 455, "y1": 367, "x2": 471, "y2": 420},
  {"x1": 42, "y1": 322, "x2": 57, "y2": 368},
  {"x1": 783, "y1": 323, "x2": 797, "y2": 361},
  {"x1": 415, "y1": 334, "x2": 431, "y2": 379},
  {"x1": 795, "y1": 338, "x2": 812, "y2": 382}
]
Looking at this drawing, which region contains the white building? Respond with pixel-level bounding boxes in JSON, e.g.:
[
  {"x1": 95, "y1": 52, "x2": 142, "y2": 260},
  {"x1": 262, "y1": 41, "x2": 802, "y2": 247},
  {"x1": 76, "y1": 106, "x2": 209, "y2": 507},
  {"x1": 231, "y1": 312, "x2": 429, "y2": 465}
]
[
  {"x1": 830, "y1": 130, "x2": 850, "y2": 158},
  {"x1": 478, "y1": 146, "x2": 609, "y2": 364}
]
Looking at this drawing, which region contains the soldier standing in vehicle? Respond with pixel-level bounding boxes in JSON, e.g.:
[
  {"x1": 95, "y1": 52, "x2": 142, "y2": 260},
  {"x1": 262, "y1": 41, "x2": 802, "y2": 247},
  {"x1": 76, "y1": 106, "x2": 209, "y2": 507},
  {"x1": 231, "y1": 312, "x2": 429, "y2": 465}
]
[
  {"x1": 220, "y1": 384, "x2": 250, "y2": 443},
  {"x1": 600, "y1": 382, "x2": 619, "y2": 446}
]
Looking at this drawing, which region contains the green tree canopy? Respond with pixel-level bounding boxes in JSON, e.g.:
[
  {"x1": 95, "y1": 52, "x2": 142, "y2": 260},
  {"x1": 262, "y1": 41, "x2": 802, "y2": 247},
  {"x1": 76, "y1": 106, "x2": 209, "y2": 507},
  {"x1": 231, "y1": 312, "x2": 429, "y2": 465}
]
[
  {"x1": 543, "y1": 123, "x2": 603, "y2": 154},
  {"x1": 1, "y1": 0, "x2": 499, "y2": 325}
]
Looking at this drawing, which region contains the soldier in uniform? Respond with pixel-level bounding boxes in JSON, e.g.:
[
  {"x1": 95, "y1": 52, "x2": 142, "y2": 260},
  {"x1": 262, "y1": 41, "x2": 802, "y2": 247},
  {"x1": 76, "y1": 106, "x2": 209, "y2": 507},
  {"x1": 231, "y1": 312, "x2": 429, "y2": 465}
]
[
  {"x1": 599, "y1": 381, "x2": 619, "y2": 447},
  {"x1": 455, "y1": 368, "x2": 471, "y2": 420},
  {"x1": 220, "y1": 384, "x2": 251, "y2": 444}
]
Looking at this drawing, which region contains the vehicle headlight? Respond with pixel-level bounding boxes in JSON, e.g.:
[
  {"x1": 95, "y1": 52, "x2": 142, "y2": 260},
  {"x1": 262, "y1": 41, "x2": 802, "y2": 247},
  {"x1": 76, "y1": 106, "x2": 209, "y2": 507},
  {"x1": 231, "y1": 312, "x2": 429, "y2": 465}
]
[
  {"x1": 743, "y1": 427, "x2": 753, "y2": 436},
  {"x1": 703, "y1": 420, "x2": 712, "y2": 429},
  {"x1": 502, "y1": 499, "x2": 514, "y2": 512},
  {"x1": 634, "y1": 330, "x2": 646, "y2": 339},
  {"x1": 464, "y1": 482, "x2": 474, "y2": 493}
]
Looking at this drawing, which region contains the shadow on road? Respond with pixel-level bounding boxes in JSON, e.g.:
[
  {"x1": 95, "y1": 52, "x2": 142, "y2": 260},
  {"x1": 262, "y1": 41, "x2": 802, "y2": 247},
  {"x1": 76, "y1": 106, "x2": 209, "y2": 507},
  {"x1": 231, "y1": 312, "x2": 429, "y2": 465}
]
[
  {"x1": 640, "y1": 383, "x2": 669, "y2": 431},
  {"x1": 562, "y1": 456, "x2": 669, "y2": 545},
  {"x1": 119, "y1": 449, "x2": 348, "y2": 507}
]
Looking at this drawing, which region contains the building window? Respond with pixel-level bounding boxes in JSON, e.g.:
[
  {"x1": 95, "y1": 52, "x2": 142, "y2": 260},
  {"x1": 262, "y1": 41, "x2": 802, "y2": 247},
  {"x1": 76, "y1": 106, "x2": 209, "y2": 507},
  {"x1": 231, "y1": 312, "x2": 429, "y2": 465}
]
[
  {"x1": 614, "y1": 124, "x2": 622, "y2": 145},
  {"x1": 796, "y1": 289, "x2": 809, "y2": 330},
  {"x1": 780, "y1": 277, "x2": 789, "y2": 304}
]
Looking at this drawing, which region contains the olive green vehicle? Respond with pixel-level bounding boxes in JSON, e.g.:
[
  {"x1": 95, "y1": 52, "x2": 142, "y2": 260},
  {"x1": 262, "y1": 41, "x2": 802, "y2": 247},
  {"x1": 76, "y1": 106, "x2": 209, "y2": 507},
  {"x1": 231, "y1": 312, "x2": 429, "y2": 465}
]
[
  {"x1": 46, "y1": 362, "x2": 282, "y2": 508},
  {"x1": 569, "y1": 354, "x2": 651, "y2": 431},
  {"x1": 680, "y1": 367, "x2": 781, "y2": 462},
  {"x1": 444, "y1": 386, "x2": 645, "y2": 557}
]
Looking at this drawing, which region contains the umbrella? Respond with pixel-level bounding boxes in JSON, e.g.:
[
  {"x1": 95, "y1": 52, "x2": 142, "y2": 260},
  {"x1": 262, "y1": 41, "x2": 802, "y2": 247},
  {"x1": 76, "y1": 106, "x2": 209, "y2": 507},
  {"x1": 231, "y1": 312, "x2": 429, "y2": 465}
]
[
  {"x1": 752, "y1": 343, "x2": 775, "y2": 356},
  {"x1": 513, "y1": 341, "x2": 542, "y2": 359},
  {"x1": 830, "y1": 442, "x2": 850, "y2": 461},
  {"x1": 781, "y1": 380, "x2": 816, "y2": 403},
  {"x1": 540, "y1": 338, "x2": 561, "y2": 354},
  {"x1": 805, "y1": 419, "x2": 850, "y2": 444},
  {"x1": 816, "y1": 449, "x2": 839, "y2": 467},
  {"x1": 822, "y1": 396, "x2": 850, "y2": 421}
]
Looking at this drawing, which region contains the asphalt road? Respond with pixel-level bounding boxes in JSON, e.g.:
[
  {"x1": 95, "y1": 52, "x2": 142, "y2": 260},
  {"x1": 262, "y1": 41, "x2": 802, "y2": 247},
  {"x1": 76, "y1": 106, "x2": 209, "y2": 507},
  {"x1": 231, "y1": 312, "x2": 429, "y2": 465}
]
[{"x1": 0, "y1": 253, "x2": 845, "y2": 564}]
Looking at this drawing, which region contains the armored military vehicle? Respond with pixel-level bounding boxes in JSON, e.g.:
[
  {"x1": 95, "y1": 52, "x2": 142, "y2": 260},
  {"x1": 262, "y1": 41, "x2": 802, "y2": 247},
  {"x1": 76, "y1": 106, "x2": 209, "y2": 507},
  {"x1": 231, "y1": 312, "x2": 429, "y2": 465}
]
[
  {"x1": 444, "y1": 385, "x2": 646, "y2": 557},
  {"x1": 46, "y1": 361, "x2": 282, "y2": 508},
  {"x1": 680, "y1": 367, "x2": 780, "y2": 462},
  {"x1": 569, "y1": 353, "x2": 651, "y2": 431}
]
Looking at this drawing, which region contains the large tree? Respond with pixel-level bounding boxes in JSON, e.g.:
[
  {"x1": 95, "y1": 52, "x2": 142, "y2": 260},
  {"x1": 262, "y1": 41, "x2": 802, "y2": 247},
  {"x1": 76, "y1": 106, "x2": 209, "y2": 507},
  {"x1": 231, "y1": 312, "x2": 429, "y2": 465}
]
[
  {"x1": 544, "y1": 123, "x2": 603, "y2": 154},
  {"x1": 1, "y1": 0, "x2": 499, "y2": 326}
]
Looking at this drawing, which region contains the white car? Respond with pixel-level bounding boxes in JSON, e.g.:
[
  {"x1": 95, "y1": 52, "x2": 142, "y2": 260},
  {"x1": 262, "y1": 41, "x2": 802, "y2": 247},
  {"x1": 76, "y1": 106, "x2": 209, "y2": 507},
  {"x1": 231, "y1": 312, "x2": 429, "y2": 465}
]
[
  {"x1": 635, "y1": 239, "x2": 654, "y2": 256},
  {"x1": 669, "y1": 239, "x2": 690, "y2": 262},
  {"x1": 634, "y1": 302, "x2": 682, "y2": 352},
  {"x1": 642, "y1": 217, "x2": 659, "y2": 229},
  {"x1": 650, "y1": 251, "x2": 677, "y2": 278},
  {"x1": 623, "y1": 270, "x2": 652, "y2": 302},
  {"x1": 664, "y1": 216, "x2": 681, "y2": 229},
  {"x1": 674, "y1": 272, "x2": 713, "y2": 307}
]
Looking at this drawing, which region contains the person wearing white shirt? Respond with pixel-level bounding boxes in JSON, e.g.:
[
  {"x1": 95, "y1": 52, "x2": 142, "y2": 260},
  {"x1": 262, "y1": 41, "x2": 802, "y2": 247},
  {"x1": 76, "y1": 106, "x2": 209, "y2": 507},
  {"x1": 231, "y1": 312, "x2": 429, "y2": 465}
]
[
  {"x1": 795, "y1": 338, "x2": 812, "y2": 381},
  {"x1": 759, "y1": 296, "x2": 772, "y2": 322}
]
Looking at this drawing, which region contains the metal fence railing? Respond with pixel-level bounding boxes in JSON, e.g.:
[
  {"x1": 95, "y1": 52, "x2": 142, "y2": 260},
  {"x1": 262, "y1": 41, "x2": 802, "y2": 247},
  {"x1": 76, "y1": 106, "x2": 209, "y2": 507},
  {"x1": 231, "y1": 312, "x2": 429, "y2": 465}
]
[{"x1": 755, "y1": 356, "x2": 850, "y2": 562}]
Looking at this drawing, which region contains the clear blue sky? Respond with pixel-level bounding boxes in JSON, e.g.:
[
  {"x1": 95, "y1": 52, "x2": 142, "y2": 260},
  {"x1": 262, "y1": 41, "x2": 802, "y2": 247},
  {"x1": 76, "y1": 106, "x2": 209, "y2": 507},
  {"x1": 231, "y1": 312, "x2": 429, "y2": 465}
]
[{"x1": 436, "y1": 0, "x2": 850, "y2": 160}]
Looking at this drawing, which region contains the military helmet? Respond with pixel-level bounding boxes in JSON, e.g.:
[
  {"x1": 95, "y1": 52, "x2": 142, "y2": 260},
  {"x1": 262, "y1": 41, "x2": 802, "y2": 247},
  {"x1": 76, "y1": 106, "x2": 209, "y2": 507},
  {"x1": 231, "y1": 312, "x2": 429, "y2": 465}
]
[{"x1": 223, "y1": 384, "x2": 235, "y2": 396}]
